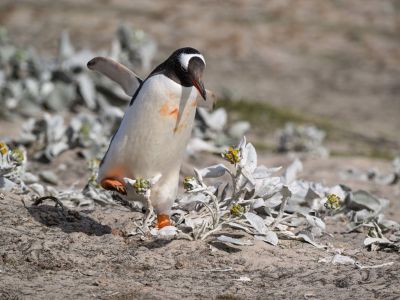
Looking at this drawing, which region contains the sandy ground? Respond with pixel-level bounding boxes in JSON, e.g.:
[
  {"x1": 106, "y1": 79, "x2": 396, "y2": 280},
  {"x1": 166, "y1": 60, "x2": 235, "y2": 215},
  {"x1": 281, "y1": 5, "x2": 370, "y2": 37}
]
[
  {"x1": 1, "y1": 149, "x2": 400, "y2": 300},
  {"x1": 1, "y1": 192, "x2": 399, "y2": 300}
]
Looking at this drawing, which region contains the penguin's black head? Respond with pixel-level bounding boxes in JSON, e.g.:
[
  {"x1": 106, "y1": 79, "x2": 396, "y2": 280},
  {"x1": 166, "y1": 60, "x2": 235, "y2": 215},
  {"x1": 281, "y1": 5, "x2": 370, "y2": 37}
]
[{"x1": 169, "y1": 47, "x2": 207, "y2": 100}]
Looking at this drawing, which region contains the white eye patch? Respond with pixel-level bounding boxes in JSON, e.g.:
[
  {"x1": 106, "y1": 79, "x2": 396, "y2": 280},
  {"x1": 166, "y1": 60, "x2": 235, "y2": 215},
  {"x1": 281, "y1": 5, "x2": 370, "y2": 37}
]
[{"x1": 178, "y1": 53, "x2": 206, "y2": 70}]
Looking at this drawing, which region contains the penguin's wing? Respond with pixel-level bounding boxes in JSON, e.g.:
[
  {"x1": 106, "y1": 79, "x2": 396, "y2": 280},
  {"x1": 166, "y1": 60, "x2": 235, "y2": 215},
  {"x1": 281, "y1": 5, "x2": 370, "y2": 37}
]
[{"x1": 87, "y1": 56, "x2": 142, "y2": 97}]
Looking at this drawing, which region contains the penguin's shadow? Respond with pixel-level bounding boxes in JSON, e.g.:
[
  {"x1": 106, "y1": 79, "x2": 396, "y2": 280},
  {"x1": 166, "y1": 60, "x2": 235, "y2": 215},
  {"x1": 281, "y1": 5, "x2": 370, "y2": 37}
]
[
  {"x1": 27, "y1": 204, "x2": 111, "y2": 236},
  {"x1": 143, "y1": 239, "x2": 173, "y2": 249}
]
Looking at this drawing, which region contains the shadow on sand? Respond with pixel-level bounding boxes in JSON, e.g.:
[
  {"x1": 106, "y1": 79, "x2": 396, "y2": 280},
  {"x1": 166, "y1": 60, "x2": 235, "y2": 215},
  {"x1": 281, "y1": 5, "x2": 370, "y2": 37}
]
[{"x1": 27, "y1": 203, "x2": 111, "y2": 236}]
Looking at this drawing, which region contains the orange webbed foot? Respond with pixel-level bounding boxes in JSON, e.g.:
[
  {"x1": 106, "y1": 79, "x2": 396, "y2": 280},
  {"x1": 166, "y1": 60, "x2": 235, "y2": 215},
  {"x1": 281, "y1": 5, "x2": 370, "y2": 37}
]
[
  {"x1": 157, "y1": 214, "x2": 171, "y2": 229},
  {"x1": 100, "y1": 178, "x2": 127, "y2": 195}
]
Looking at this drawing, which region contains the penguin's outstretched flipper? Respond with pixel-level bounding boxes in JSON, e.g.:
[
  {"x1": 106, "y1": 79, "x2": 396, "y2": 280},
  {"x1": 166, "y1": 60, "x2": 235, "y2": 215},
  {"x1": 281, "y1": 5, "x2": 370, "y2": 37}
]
[
  {"x1": 88, "y1": 55, "x2": 217, "y2": 110},
  {"x1": 87, "y1": 56, "x2": 142, "y2": 97},
  {"x1": 100, "y1": 178, "x2": 127, "y2": 195}
]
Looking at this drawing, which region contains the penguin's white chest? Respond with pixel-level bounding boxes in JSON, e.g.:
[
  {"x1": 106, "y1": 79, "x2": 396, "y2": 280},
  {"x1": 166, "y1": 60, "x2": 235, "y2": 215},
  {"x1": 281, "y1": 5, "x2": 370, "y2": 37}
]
[{"x1": 99, "y1": 74, "x2": 198, "y2": 180}]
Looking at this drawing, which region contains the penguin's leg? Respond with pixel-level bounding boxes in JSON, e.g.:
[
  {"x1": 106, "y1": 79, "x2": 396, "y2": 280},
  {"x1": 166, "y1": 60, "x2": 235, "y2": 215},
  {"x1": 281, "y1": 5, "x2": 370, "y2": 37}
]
[
  {"x1": 150, "y1": 171, "x2": 179, "y2": 229},
  {"x1": 157, "y1": 214, "x2": 171, "y2": 229},
  {"x1": 100, "y1": 178, "x2": 127, "y2": 195}
]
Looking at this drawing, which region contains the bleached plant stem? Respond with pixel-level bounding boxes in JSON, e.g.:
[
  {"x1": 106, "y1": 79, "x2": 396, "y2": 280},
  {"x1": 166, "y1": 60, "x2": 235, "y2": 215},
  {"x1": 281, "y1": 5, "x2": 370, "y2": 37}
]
[
  {"x1": 226, "y1": 166, "x2": 249, "y2": 207},
  {"x1": 230, "y1": 166, "x2": 242, "y2": 200},
  {"x1": 355, "y1": 262, "x2": 394, "y2": 270},
  {"x1": 204, "y1": 190, "x2": 220, "y2": 227},
  {"x1": 198, "y1": 201, "x2": 216, "y2": 227},
  {"x1": 200, "y1": 224, "x2": 223, "y2": 240},
  {"x1": 372, "y1": 221, "x2": 383, "y2": 238},
  {"x1": 237, "y1": 177, "x2": 249, "y2": 196},
  {"x1": 194, "y1": 190, "x2": 223, "y2": 240},
  {"x1": 194, "y1": 220, "x2": 208, "y2": 240},
  {"x1": 271, "y1": 195, "x2": 289, "y2": 228}
]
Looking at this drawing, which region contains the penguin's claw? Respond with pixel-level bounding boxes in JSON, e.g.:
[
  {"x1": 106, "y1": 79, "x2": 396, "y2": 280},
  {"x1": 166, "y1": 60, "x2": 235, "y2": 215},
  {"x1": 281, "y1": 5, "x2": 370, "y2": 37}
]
[
  {"x1": 157, "y1": 214, "x2": 171, "y2": 229},
  {"x1": 100, "y1": 178, "x2": 127, "y2": 195},
  {"x1": 115, "y1": 185, "x2": 127, "y2": 195}
]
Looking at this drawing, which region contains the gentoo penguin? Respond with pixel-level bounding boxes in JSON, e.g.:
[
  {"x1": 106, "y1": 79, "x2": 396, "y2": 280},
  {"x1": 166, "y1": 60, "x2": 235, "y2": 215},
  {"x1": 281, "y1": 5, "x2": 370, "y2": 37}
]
[{"x1": 87, "y1": 47, "x2": 207, "y2": 229}]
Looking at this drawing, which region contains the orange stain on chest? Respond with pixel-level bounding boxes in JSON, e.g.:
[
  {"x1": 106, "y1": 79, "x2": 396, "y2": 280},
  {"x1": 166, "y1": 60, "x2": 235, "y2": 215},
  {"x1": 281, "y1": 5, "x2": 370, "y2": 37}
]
[
  {"x1": 159, "y1": 99, "x2": 196, "y2": 133},
  {"x1": 159, "y1": 101, "x2": 179, "y2": 119},
  {"x1": 169, "y1": 107, "x2": 179, "y2": 118}
]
